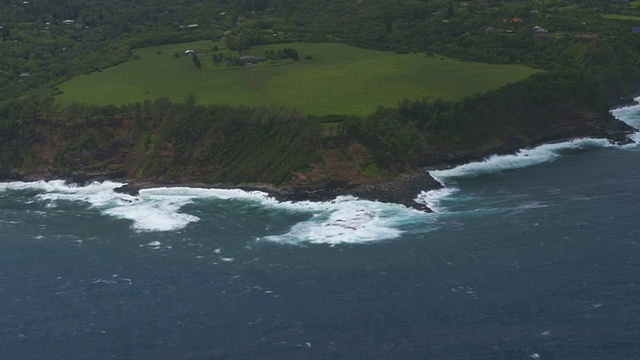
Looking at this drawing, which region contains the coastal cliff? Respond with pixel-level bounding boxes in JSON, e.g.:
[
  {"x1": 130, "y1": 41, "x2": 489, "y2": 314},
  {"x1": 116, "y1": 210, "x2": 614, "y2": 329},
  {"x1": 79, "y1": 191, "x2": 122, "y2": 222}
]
[{"x1": 0, "y1": 74, "x2": 636, "y2": 210}]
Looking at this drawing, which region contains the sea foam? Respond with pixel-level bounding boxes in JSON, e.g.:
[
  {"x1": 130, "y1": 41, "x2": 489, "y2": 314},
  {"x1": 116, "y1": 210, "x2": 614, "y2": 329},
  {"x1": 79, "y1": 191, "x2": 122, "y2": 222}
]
[
  {"x1": 440, "y1": 96, "x2": 640, "y2": 181},
  {"x1": 416, "y1": 99, "x2": 640, "y2": 213},
  {"x1": 419, "y1": 138, "x2": 618, "y2": 214},
  {"x1": 2, "y1": 101, "x2": 638, "y2": 243},
  {"x1": 0, "y1": 181, "x2": 200, "y2": 232},
  {"x1": 610, "y1": 97, "x2": 640, "y2": 145},
  {"x1": 260, "y1": 196, "x2": 427, "y2": 245},
  {"x1": 414, "y1": 186, "x2": 459, "y2": 214},
  {"x1": 430, "y1": 138, "x2": 613, "y2": 183},
  {"x1": 0, "y1": 181, "x2": 430, "y2": 243}
]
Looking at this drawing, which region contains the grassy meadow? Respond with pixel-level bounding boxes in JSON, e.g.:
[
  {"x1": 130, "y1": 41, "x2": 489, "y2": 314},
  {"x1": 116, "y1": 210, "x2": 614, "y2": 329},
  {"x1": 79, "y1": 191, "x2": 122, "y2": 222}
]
[
  {"x1": 56, "y1": 41, "x2": 540, "y2": 116},
  {"x1": 601, "y1": 14, "x2": 640, "y2": 21}
]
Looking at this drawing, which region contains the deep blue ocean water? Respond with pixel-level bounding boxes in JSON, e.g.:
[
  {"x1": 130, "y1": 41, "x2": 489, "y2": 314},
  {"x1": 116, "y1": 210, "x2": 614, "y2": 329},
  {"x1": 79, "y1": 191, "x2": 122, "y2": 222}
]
[{"x1": 1, "y1": 103, "x2": 640, "y2": 359}]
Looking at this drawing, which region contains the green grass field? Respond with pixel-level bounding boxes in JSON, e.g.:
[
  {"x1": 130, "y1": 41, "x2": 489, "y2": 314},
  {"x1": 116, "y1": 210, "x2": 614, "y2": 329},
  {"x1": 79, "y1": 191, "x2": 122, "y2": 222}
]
[
  {"x1": 601, "y1": 14, "x2": 640, "y2": 21},
  {"x1": 56, "y1": 41, "x2": 540, "y2": 116}
]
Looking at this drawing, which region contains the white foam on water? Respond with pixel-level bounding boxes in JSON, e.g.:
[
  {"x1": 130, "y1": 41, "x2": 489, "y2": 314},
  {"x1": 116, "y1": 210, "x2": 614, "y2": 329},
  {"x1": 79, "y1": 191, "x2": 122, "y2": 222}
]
[
  {"x1": 103, "y1": 192, "x2": 199, "y2": 232},
  {"x1": 416, "y1": 101, "x2": 640, "y2": 212},
  {"x1": 34, "y1": 181, "x2": 132, "y2": 206},
  {"x1": 260, "y1": 196, "x2": 428, "y2": 245},
  {"x1": 0, "y1": 181, "x2": 431, "y2": 242},
  {"x1": 3, "y1": 102, "x2": 637, "y2": 241},
  {"x1": 0, "y1": 181, "x2": 199, "y2": 232},
  {"x1": 414, "y1": 186, "x2": 459, "y2": 213},
  {"x1": 610, "y1": 97, "x2": 640, "y2": 145},
  {"x1": 430, "y1": 138, "x2": 613, "y2": 182},
  {"x1": 0, "y1": 179, "x2": 122, "y2": 195},
  {"x1": 26, "y1": 181, "x2": 200, "y2": 232},
  {"x1": 418, "y1": 139, "x2": 613, "y2": 214},
  {"x1": 87, "y1": 186, "x2": 275, "y2": 232}
]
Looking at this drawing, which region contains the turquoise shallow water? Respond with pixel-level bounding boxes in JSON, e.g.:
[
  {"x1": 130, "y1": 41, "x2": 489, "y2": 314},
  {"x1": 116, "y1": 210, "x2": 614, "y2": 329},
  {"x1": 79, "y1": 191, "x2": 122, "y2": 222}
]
[{"x1": 1, "y1": 104, "x2": 639, "y2": 359}]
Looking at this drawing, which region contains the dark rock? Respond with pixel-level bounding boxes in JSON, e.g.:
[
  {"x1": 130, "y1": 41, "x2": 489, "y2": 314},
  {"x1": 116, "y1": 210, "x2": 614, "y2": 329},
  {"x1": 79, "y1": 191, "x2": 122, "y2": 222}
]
[
  {"x1": 270, "y1": 171, "x2": 441, "y2": 212},
  {"x1": 114, "y1": 183, "x2": 143, "y2": 196},
  {"x1": 349, "y1": 172, "x2": 441, "y2": 211}
]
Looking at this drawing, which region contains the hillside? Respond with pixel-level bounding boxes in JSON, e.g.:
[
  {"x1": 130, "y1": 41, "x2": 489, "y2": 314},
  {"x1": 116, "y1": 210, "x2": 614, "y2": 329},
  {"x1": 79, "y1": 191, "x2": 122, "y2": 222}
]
[
  {"x1": 1, "y1": 71, "x2": 635, "y2": 209},
  {"x1": 55, "y1": 42, "x2": 539, "y2": 116}
]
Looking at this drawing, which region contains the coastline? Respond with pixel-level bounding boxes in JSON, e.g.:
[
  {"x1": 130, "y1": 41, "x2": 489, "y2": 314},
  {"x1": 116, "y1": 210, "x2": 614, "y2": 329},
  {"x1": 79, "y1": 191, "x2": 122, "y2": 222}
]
[
  {"x1": 3, "y1": 120, "x2": 636, "y2": 213},
  {"x1": 612, "y1": 93, "x2": 640, "y2": 110},
  {"x1": 99, "y1": 126, "x2": 639, "y2": 212},
  {"x1": 110, "y1": 170, "x2": 441, "y2": 212},
  {"x1": 2, "y1": 98, "x2": 638, "y2": 212},
  {"x1": 1, "y1": 128, "x2": 634, "y2": 213}
]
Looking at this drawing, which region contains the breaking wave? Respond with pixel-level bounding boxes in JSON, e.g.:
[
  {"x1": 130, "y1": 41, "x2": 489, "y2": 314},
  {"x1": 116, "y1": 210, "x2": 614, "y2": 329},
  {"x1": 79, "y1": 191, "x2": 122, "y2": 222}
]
[
  {"x1": 416, "y1": 97, "x2": 640, "y2": 211},
  {"x1": 0, "y1": 181, "x2": 430, "y2": 244},
  {"x1": 260, "y1": 196, "x2": 428, "y2": 245},
  {"x1": 610, "y1": 98, "x2": 640, "y2": 144},
  {"x1": 430, "y1": 138, "x2": 614, "y2": 183},
  {"x1": 1, "y1": 99, "x2": 638, "y2": 244}
]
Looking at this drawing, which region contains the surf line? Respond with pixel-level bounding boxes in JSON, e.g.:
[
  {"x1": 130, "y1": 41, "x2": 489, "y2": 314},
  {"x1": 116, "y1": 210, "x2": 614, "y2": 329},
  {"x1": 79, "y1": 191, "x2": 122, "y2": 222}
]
[{"x1": 415, "y1": 99, "x2": 640, "y2": 212}]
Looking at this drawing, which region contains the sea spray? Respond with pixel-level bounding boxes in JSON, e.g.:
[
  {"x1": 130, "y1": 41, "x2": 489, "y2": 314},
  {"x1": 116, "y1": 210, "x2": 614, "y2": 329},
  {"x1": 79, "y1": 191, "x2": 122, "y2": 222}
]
[
  {"x1": 0, "y1": 181, "x2": 430, "y2": 243},
  {"x1": 414, "y1": 187, "x2": 459, "y2": 214},
  {"x1": 260, "y1": 196, "x2": 428, "y2": 245},
  {"x1": 420, "y1": 102, "x2": 640, "y2": 213},
  {"x1": 610, "y1": 96, "x2": 640, "y2": 145},
  {"x1": 430, "y1": 138, "x2": 614, "y2": 182},
  {"x1": 2, "y1": 101, "x2": 638, "y2": 243}
]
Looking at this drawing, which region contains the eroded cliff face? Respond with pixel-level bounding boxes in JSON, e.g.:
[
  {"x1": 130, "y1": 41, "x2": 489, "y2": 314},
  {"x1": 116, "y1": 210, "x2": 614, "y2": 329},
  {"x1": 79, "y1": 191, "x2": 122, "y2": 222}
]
[
  {"x1": 413, "y1": 100, "x2": 635, "y2": 169},
  {"x1": 6, "y1": 114, "x2": 138, "y2": 182},
  {"x1": 0, "y1": 96, "x2": 635, "y2": 210},
  {"x1": 282, "y1": 100, "x2": 635, "y2": 209}
]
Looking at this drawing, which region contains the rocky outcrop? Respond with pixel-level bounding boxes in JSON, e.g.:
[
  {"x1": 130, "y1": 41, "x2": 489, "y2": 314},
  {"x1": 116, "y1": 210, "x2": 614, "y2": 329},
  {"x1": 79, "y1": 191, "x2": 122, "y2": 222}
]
[
  {"x1": 1, "y1": 96, "x2": 637, "y2": 212},
  {"x1": 273, "y1": 170, "x2": 440, "y2": 211}
]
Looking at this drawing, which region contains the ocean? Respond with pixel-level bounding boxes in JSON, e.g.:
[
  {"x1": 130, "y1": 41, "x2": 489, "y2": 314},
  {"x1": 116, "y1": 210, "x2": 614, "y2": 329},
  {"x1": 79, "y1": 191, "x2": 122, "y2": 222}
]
[{"x1": 1, "y1": 102, "x2": 640, "y2": 359}]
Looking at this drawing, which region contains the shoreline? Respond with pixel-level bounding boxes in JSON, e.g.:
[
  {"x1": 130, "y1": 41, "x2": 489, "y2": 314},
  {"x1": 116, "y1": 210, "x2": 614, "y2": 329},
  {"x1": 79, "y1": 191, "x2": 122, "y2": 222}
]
[
  {"x1": 2, "y1": 102, "x2": 638, "y2": 211},
  {"x1": 4, "y1": 130, "x2": 633, "y2": 213},
  {"x1": 111, "y1": 169, "x2": 441, "y2": 212},
  {"x1": 611, "y1": 93, "x2": 640, "y2": 110},
  {"x1": 113, "y1": 124, "x2": 638, "y2": 211}
]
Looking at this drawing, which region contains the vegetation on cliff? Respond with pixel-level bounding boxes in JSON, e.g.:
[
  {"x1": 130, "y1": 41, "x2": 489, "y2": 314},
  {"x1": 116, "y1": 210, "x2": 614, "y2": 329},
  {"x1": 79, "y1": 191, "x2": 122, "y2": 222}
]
[
  {"x1": 1, "y1": 69, "x2": 633, "y2": 196},
  {"x1": 1, "y1": 0, "x2": 639, "y2": 197}
]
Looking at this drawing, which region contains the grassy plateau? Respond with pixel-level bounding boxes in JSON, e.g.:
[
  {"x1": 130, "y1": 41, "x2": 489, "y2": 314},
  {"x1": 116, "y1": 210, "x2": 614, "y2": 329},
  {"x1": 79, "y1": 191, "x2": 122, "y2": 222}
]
[
  {"x1": 56, "y1": 41, "x2": 540, "y2": 116},
  {"x1": 601, "y1": 14, "x2": 640, "y2": 21}
]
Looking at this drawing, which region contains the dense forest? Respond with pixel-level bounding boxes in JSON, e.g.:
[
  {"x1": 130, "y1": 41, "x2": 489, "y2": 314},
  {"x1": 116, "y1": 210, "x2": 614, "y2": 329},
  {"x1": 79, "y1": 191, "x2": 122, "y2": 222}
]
[{"x1": 1, "y1": 0, "x2": 639, "y2": 195}]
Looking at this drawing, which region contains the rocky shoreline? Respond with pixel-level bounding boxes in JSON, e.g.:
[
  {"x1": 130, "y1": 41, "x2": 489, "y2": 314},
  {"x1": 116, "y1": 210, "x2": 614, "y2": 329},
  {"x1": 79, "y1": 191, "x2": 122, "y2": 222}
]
[
  {"x1": 2, "y1": 119, "x2": 636, "y2": 213},
  {"x1": 613, "y1": 93, "x2": 640, "y2": 110},
  {"x1": 113, "y1": 169, "x2": 442, "y2": 212},
  {"x1": 2, "y1": 97, "x2": 638, "y2": 212},
  {"x1": 112, "y1": 121, "x2": 636, "y2": 212},
  {"x1": 265, "y1": 116, "x2": 637, "y2": 210}
]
